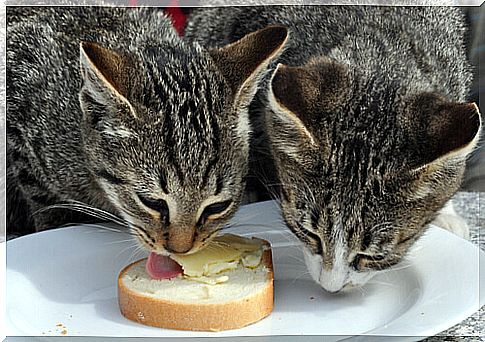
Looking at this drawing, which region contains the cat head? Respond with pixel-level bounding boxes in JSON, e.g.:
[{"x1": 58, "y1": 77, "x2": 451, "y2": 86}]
[
  {"x1": 78, "y1": 26, "x2": 288, "y2": 255},
  {"x1": 266, "y1": 57, "x2": 481, "y2": 292}
]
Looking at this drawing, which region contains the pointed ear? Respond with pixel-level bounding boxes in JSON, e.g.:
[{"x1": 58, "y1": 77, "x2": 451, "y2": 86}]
[
  {"x1": 271, "y1": 58, "x2": 349, "y2": 119},
  {"x1": 403, "y1": 93, "x2": 482, "y2": 168},
  {"x1": 209, "y1": 25, "x2": 288, "y2": 107},
  {"x1": 79, "y1": 41, "x2": 137, "y2": 130},
  {"x1": 266, "y1": 59, "x2": 349, "y2": 163}
]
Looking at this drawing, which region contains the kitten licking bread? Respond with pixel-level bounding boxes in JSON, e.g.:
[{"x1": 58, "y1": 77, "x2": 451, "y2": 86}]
[
  {"x1": 186, "y1": 6, "x2": 481, "y2": 292},
  {"x1": 118, "y1": 234, "x2": 274, "y2": 331},
  {"x1": 7, "y1": 7, "x2": 288, "y2": 255}
]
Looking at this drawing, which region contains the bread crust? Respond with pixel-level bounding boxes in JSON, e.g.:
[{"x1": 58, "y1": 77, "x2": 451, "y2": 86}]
[{"x1": 118, "y1": 241, "x2": 273, "y2": 331}]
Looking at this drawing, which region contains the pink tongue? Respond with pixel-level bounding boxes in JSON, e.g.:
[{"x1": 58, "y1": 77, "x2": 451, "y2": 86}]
[{"x1": 146, "y1": 252, "x2": 183, "y2": 280}]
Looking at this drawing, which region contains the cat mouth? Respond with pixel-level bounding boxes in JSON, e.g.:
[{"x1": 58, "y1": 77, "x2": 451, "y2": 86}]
[
  {"x1": 145, "y1": 252, "x2": 183, "y2": 279},
  {"x1": 143, "y1": 236, "x2": 218, "y2": 280}
]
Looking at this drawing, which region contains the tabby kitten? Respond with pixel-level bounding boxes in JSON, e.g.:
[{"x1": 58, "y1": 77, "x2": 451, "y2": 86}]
[
  {"x1": 7, "y1": 7, "x2": 288, "y2": 254},
  {"x1": 186, "y1": 6, "x2": 481, "y2": 292}
]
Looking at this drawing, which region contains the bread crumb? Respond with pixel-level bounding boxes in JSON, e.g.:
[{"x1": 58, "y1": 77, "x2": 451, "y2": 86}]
[
  {"x1": 61, "y1": 329, "x2": 67, "y2": 335},
  {"x1": 56, "y1": 323, "x2": 63, "y2": 327}
]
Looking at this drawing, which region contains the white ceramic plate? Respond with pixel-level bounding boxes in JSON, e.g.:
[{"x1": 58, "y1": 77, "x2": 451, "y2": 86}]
[{"x1": 5, "y1": 200, "x2": 484, "y2": 340}]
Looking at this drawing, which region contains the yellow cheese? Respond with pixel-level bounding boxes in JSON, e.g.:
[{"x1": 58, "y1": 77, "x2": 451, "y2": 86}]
[
  {"x1": 242, "y1": 249, "x2": 263, "y2": 268},
  {"x1": 170, "y1": 234, "x2": 264, "y2": 283}
]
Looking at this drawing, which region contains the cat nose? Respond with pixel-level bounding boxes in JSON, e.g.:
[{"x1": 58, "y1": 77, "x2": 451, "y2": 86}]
[
  {"x1": 324, "y1": 281, "x2": 354, "y2": 294},
  {"x1": 165, "y1": 227, "x2": 195, "y2": 254},
  {"x1": 326, "y1": 288, "x2": 342, "y2": 294},
  {"x1": 165, "y1": 243, "x2": 191, "y2": 254}
]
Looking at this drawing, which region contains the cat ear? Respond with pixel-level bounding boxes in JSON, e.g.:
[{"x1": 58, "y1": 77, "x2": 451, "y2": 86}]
[
  {"x1": 270, "y1": 58, "x2": 349, "y2": 119},
  {"x1": 79, "y1": 41, "x2": 137, "y2": 128},
  {"x1": 209, "y1": 25, "x2": 288, "y2": 108},
  {"x1": 403, "y1": 93, "x2": 481, "y2": 168},
  {"x1": 267, "y1": 59, "x2": 349, "y2": 162},
  {"x1": 266, "y1": 64, "x2": 318, "y2": 162}
]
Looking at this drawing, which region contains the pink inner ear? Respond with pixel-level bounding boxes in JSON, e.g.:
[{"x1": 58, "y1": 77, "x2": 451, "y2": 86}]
[{"x1": 146, "y1": 252, "x2": 183, "y2": 280}]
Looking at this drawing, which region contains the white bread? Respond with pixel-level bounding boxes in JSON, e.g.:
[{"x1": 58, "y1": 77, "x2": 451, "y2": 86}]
[{"x1": 118, "y1": 239, "x2": 273, "y2": 331}]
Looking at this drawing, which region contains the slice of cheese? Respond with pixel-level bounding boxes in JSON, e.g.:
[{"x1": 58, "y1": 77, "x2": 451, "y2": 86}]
[{"x1": 170, "y1": 234, "x2": 264, "y2": 284}]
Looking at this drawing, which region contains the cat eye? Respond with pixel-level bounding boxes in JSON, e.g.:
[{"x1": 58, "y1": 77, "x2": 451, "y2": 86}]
[
  {"x1": 366, "y1": 254, "x2": 385, "y2": 261},
  {"x1": 290, "y1": 221, "x2": 323, "y2": 255},
  {"x1": 138, "y1": 194, "x2": 169, "y2": 219},
  {"x1": 197, "y1": 200, "x2": 233, "y2": 226},
  {"x1": 352, "y1": 254, "x2": 385, "y2": 271}
]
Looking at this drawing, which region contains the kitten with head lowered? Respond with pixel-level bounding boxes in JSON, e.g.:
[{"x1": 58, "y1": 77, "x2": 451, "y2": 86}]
[
  {"x1": 6, "y1": 7, "x2": 288, "y2": 254},
  {"x1": 185, "y1": 6, "x2": 481, "y2": 292}
]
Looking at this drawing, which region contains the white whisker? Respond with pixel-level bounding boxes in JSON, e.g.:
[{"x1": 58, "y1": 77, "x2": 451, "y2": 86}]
[
  {"x1": 290, "y1": 270, "x2": 311, "y2": 285},
  {"x1": 116, "y1": 243, "x2": 140, "y2": 260}
]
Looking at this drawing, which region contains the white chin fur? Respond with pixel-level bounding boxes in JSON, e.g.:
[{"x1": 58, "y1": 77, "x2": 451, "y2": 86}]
[{"x1": 302, "y1": 245, "x2": 376, "y2": 293}]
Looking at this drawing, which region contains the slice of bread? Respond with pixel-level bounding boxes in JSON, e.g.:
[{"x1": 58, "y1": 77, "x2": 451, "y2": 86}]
[{"x1": 118, "y1": 239, "x2": 273, "y2": 331}]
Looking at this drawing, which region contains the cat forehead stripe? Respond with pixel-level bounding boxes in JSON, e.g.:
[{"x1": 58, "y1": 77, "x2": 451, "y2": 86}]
[{"x1": 142, "y1": 51, "x2": 224, "y2": 182}]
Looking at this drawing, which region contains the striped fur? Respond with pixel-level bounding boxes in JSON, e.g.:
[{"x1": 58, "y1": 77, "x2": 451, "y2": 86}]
[
  {"x1": 7, "y1": 7, "x2": 287, "y2": 254},
  {"x1": 186, "y1": 6, "x2": 481, "y2": 292}
]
